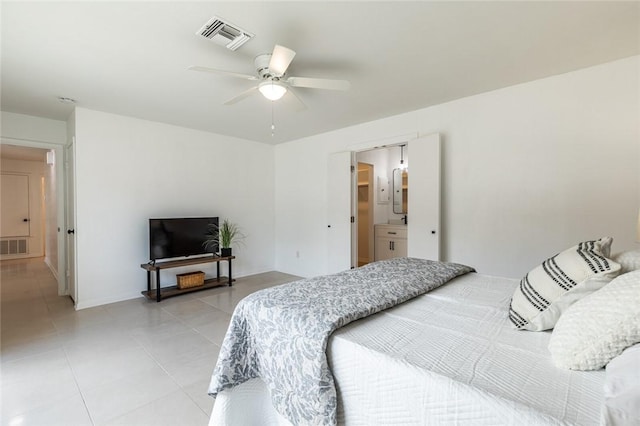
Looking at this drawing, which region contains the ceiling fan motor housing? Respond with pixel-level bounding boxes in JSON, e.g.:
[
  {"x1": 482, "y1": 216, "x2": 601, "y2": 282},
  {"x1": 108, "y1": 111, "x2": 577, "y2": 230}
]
[{"x1": 255, "y1": 54, "x2": 276, "y2": 79}]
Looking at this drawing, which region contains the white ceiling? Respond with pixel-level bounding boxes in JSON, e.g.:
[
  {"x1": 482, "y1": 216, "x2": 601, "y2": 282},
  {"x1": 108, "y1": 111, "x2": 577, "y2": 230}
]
[{"x1": 1, "y1": 1, "x2": 638, "y2": 145}]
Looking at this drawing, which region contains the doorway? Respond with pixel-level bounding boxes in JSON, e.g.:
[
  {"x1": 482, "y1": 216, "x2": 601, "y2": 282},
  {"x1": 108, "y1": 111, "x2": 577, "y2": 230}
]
[
  {"x1": 327, "y1": 134, "x2": 441, "y2": 274},
  {"x1": 354, "y1": 145, "x2": 406, "y2": 267},
  {"x1": 0, "y1": 147, "x2": 47, "y2": 259},
  {"x1": 357, "y1": 163, "x2": 374, "y2": 266},
  {"x1": 0, "y1": 140, "x2": 68, "y2": 297}
]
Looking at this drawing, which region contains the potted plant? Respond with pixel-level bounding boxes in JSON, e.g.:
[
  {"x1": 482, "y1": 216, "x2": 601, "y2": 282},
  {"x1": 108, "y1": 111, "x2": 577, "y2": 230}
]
[{"x1": 204, "y1": 219, "x2": 245, "y2": 257}]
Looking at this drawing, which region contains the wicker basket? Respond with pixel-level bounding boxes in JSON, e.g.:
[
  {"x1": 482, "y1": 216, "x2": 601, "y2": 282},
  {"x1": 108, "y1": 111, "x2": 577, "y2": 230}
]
[{"x1": 176, "y1": 271, "x2": 205, "y2": 289}]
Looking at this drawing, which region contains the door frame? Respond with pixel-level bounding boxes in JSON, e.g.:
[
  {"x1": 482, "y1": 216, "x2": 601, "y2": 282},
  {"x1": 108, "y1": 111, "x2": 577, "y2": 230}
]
[
  {"x1": 351, "y1": 134, "x2": 419, "y2": 267},
  {"x1": 343, "y1": 132, "x2": 441, "y2": 267},
  {"x1": 1, "y1": 137, "x2": 68, "y2": 296},
  {"x1": 326, "y1": 133, "x2": 419, "y2": 273},
  {"x1": 65, "y1": 140, "x2": 77, "y2": 303}
]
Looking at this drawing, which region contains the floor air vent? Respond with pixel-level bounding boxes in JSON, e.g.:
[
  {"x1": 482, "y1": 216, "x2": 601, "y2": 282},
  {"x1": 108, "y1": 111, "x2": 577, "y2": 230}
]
[
  {"x1": 197, "y1": 16, "x2": 254, "y2": 51},
  {"x1": 1, "y1": 239, "x2": 28, "y2": 255}
]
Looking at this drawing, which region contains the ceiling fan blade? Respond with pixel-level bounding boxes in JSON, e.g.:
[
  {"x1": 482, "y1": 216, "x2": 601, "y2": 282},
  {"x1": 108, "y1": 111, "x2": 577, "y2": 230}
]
[
  {"x1": 188, "y1": 66, "x2": 258, "y2": 81},
  {"x1": 284, "y1": 88, "x2": 307, "y2": 112},
  {"x1": 286, "y1": 76, "x2": 351, "y2": 91},
  {"x1": 269, "y1": 45, "x2": 296, "y2": 77},
  {"x1": 224, "y1": 86, "x2": 259, "y2": 105}
]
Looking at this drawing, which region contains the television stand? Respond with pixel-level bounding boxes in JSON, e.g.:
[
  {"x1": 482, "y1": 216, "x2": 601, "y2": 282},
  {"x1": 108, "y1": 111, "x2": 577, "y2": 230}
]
[{"x1": 140, "y1": 255, "x2": 235, "y2": 302}]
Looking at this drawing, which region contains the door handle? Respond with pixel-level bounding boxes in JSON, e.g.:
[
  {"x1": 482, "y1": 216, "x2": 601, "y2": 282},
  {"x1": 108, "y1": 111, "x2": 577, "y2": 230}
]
[
  {"x1": 23, "y1": 218, "x2": 29, "y2": 222},
  {"x1": 67, "y1": 229, "x2": 75, "y2": 235}
]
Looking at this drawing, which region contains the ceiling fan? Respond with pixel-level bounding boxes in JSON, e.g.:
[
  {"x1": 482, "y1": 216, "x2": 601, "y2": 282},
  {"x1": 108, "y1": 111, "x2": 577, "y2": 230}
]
[{"x1": 189, "y1": 45, "x2": 350, "y2": 108}]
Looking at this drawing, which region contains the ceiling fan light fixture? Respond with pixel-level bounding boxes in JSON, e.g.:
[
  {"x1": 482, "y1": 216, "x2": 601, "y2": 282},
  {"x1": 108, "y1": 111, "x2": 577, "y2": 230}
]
[{"x1": 258, "y1": 81, "x2": 287, "y2": 101}]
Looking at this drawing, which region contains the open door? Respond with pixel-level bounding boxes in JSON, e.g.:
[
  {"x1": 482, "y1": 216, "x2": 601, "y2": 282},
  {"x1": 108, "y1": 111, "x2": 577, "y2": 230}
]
[
  {"x1": 407, "y1": 134, "x2": 441, "y2": 260},
  {"x1": 65, "y1": 141, "x2": 77, "y2": 304},
  {"x1": 327, "y1": 151, "x2": 355, "y2": 274}
]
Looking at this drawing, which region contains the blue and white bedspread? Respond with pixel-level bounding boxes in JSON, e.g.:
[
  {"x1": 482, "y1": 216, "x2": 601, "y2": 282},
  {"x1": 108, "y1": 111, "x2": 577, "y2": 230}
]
[{"x1": 208, "y1": 257, "x2": 475, "y2": 425}]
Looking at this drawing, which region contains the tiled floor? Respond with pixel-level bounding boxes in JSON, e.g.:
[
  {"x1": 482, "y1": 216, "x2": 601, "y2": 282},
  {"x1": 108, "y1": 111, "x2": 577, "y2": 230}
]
[{"x1": 1, "y1": 257, "x2": 299, "y2": 426}]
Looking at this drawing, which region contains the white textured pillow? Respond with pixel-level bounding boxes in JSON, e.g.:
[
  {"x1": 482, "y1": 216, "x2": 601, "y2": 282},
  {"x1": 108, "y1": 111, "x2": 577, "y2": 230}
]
[
  {"x1": 548, "y1": 270, "x2": 640, "y2": 371},
  {"x1": 509, "y1": 237, "x2": 620, "y2": 331},
  {"x1": 612, "y1": 250, "x2": 640, "y2": 274}
]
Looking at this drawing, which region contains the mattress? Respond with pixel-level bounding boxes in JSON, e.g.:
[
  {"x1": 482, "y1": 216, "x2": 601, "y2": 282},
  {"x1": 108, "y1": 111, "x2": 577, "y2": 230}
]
[{"x1": 209, "y1": 273, "x2": 605, "y2": 425}]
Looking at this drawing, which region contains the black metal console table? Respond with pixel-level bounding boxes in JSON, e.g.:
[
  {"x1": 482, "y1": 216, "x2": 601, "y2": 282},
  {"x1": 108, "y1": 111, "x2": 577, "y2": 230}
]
[{"x1": 140, "y1": 255, "x2": 234, "y2": 302}]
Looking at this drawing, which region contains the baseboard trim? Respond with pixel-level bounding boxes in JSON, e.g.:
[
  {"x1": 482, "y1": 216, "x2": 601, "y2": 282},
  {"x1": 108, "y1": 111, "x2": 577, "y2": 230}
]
[{"x1": 44, "y1": 256, "x2": 59, "y2": 280}]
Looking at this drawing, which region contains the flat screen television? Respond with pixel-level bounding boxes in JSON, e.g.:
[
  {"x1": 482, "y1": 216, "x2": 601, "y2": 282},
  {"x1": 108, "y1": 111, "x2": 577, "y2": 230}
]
[{"x1": 149, "y1": 217, "x2": 218, "y2": 261}]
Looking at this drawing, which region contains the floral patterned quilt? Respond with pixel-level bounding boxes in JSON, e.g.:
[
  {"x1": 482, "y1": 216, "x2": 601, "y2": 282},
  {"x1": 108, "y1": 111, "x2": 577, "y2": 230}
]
[{"x1": 208, "y1": 257, "x2": 475, "y2": 425}]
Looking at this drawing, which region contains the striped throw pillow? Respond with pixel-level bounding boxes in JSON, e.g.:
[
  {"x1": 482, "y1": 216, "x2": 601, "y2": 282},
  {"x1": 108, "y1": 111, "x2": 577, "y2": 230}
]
[{"x1": 509, "y1": 237, "x2": 621, "y2": 331}]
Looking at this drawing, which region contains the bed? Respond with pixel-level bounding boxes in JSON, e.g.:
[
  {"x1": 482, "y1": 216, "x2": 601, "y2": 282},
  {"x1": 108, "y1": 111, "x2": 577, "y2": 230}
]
[{"x1": 207, "y1": 253, "x2": 638, "y2": 425}]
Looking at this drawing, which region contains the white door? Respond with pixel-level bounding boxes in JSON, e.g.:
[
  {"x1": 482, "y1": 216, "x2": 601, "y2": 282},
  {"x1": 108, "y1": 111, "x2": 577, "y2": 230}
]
[
  {"x1": 407, "y1": 134, "x2": 441, "y2": 260},
  {"x1": 1, "y1": 173, "x2": 30, "y2": 237},
  {"x1": 65, "y1": 142, "x2": 77, "y2": 303},
  {"x1": 327, "y1": 151, "x2": 354, "y2": 273}
]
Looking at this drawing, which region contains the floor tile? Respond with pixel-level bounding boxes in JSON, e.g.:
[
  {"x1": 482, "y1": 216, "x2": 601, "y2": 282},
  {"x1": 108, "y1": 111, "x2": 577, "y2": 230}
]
[
  {"x1": 129, "y1": 318, "x2": 192, "y2": 348},
  {"x1": 82, "y1": 366, "x2": 180, "y2": 425},
  {"x1": 0, "y1": 331, "x2": 63, "y2": 363},
  {"x1": 105, "y1": 390, "x2": 209, "y2": 426},
  {"x1": 193, "y1": 315, "x2": 232, "y2": 346},
  {"x1": 4, "y1": 392, "x2": 92, "y2": 426},
  {"x1": 69, "y1": 345, "x2": 160, "y2": 393},
  {"x1": 159, "y1": 348, "x2": 220, "y2": 387},
  {"x1": 1, "y1": 355, "x2": 80, "y2": 421},
  {"x1": 0, "y1": 318, "x2": 58, "y2": 344},
  {"x1": 199, "y1": 292, "x2": 243, "y2": 315},
  {"x1": 61, "y1": 324, "x2": 142, "y2": 363},
  {"x1": 51, "y1": 305, "x2": 114, "y2": 332},
  {"x1": 159, "y1": 298, "x2": 217, "y2": 318},
  {"x1": 2, "y1": 348, "x2": 71, "y2": 385},
  {"x1": 174, "y1": 304, "x2": 231, "y2": 329},
  {"x1": 182, "y1": 379, "x2": 215, "y2": 415},
  {"x1": 143, "y1": 329, "x2": 219, "y2": 367}
]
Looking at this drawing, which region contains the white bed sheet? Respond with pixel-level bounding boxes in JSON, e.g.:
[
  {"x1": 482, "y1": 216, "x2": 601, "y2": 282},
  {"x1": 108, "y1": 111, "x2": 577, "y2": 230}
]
[{"x1": 210, "y1": 273, "x2": 605, "y2": 425}]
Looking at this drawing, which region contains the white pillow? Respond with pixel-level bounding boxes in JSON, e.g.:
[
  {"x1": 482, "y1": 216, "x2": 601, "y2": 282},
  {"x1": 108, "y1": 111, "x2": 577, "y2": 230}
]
[
  {"x1": 509, "y1": 237, "x2": 620, "y2": 331},
  {"x1": 601, "y1": 343, "x2": 640, "y2": 425},
  {"x1": 548, "y1": 270, "x2": 640, "y2": 371},
  {"x1": 612, "y1": 250, "x2": 640, "y2": 274}
]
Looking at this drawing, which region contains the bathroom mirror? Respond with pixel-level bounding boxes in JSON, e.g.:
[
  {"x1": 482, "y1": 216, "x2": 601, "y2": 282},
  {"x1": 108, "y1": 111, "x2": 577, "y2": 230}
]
[{"x1": 392, "y1": 168, "x2": 408, "y2": 214}]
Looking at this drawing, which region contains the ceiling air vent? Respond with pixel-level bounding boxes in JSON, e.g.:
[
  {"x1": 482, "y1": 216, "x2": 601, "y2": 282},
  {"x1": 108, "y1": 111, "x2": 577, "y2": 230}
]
[{"x1": 197, "y1": 16, "x2": 254, "y2": 51}]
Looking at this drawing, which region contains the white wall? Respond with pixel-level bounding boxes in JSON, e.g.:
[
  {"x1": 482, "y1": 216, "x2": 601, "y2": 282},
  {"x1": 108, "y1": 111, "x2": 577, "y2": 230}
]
[
  {"x1": 275, "y1": 56, "x2": 640, "y2": 279},
  {"x1": 1, "y1": 111, "x2": 67, "y2": 144},
  {"x1": 356, "y1": 148, "x2": 391, "y2": 226},
  {"x1": 73, "y1": 108, "x2": 275, "y2": 309}
]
